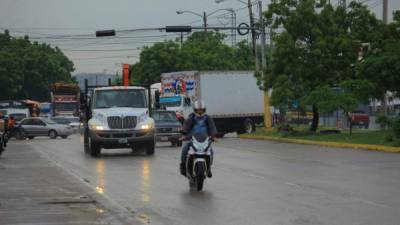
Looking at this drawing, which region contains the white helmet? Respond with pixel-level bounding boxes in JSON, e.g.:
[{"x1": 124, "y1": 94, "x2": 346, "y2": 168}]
[{"x1": 193, "y1": 100, "x2": 206, "y2": 115}]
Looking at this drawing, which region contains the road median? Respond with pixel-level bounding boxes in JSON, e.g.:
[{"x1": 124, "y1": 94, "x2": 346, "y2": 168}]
[{"x1": 240, "y1": 133, "x2": 400, "y2": 153}]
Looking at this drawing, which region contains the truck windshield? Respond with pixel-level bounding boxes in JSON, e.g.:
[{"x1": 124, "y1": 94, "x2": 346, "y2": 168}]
[
  {"x1": 55, "y1": 103, "x2": 77, "y2": 111},
  {"x1": 94, "y1": 89, "x2": 147, "y2": 108},
  {"x1": 160, "y1": 96, "x2": 181, "y2": 107}
]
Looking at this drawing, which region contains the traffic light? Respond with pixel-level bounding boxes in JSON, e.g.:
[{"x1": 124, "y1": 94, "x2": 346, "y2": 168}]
[
  {"x1": 165, "y1": 26, "x2": 192, "y2": 33},
  {"x1": 95, "y1": 30, "x2": 116, "y2": 37}
]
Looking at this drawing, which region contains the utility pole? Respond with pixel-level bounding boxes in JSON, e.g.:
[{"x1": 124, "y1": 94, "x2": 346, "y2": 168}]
[
  {"x1": 382, "y1": 0, "x2": 389, "y2": 116},
  {"x1": 258, "y1": 1, "x2": 266, "y2": 71},
  {"x1": 258, "y1": 1, "x2": 271, "y2": 130},
  {"x1": 180, "y1": 32, "x2": 183, "y2": 47},
  {"x1": 247, "y1": 0, "x2": 259, "y2": 71},
  {"x1": 230, "y1": 9, "x2": 236, "y2": 47},
  {"x1": 203, "y1": 11, "x2": 207, "y2": 32},
  {"x1": 383, "y1": 0, "x2": 388, "y2": 24}
]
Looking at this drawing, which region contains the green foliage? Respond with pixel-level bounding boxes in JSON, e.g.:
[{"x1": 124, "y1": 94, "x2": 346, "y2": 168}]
[
  {"x1": 0, "y1": 30, "x2": 74, "y2": 101},
  {"x1": 390, "y1": 117, "x2": 400, "y2": 139},
  {"x1": 130, "y1": 32, "x2": 253, "y2": 84},
  {"x1": 375, "y1": 114, "x2": 390, "y2": 129},
  {"x1": 263, "y1": 0, "x2": 385, "y2": 131}
]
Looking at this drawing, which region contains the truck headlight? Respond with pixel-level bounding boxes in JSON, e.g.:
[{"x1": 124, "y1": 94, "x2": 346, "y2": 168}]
[
  {"x1": 140, "y1": 124, "x2": 153, "y2": 130},
  {"x1": 90, "y1": 124, "x2": 105, "y2": 130}
]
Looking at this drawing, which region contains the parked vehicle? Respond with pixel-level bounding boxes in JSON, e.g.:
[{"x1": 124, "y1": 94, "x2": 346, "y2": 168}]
[
  {"x1": 51, "y1": 83, "x2": 80, "y2": 117},
  {"x1": 153, "y1": 110, "x2": 182, "y2": 146},
  {"x1": 183, "y1": 136, "x2": 213, "y2": 191},
  {"x1": 40, "y1": 102, "x2": 52, "y2": 117},
  {"x1": 160, "y1": 71, "x2": 265, "y2": 134},
  {"x1": 81, "y1": 80, "x2": 156, "y2": 157},
  {"x1": 15, "y1": 117, "x2": 72, "y2": 139},
  {"x1": 350, "y1": 110, "x2": 370, "y2": 129},
  {"x1": 0, "y1": 100, "x2": 30, "y2": 120},
  {"x1": 9, "y1": 113, "x2": 27, "y2": 123},
  {"x1": 52, "y1": 116, "x2": 80, "y2": 127}
]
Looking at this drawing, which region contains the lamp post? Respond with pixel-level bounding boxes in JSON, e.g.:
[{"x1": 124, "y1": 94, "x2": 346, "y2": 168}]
[
  {"x1": 176, "y1": 8, "x2": 235, "y2": 32},
  {"x1": 216, "y1": 0, "x2": 272, "y2": 130}
]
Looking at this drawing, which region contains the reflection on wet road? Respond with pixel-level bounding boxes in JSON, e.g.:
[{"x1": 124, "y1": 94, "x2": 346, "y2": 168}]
[
  {"x1": 141, "y1": 160, "x2": 151, "y2": 203},
  {"x1": 29, "y1": 135, "x2": 400, "y2": 225}
]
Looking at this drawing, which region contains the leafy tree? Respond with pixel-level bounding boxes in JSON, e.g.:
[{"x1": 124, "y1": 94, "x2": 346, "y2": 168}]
[
  {"x1": 355, "y1": 10, "x2": 400, "y2": 113},
  {"x1": 262, "y1": 0, "x2": 378, "y2": 131},
  {"x1": 130, "y1": 32, "x2": 253, "y2": 84},
  {"x1": 0, "y1": 31, "x2": 74, "y2": 101}
]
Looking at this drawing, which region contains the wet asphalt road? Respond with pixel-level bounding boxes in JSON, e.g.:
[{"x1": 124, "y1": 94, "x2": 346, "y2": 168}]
[{"x1": 19, "y1": 134, "x2": 400, "y2": 225}]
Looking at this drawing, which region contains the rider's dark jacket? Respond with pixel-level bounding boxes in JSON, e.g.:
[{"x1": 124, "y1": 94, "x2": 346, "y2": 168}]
[{"x1": 182, "y1": 113, "x2": 218, "y2": 142}]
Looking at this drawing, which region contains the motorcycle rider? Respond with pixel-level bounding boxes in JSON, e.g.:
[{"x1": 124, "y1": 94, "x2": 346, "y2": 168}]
[{"x1": 180, "y1": 100, "x2": 218, "y2": 177}]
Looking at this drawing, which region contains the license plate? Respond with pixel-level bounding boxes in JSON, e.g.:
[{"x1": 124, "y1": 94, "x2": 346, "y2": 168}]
[
  {"x1": 160, "y1": 137, "x2": 169, "y2": 141},
  {"x1": 118, "y1": 138, "x2": 128, "y2": 144}
]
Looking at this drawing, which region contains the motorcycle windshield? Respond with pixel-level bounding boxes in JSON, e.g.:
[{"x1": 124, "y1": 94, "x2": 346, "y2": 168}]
[{"x1": 191, "y1": 134, "x2": 208, "y2": 142}]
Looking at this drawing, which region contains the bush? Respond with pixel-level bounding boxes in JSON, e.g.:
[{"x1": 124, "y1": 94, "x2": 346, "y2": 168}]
[
  {"x1": 391, "y1": 117, "x2": 400, "y2": 138},
  {"x1": 385, "y1": 134, "x2": 394, "y2": 142},
  {"x1": 375, "y1": 114, "x2": 390, "y2": 129},
  {"x1": 277, "y1": 123, "x2": 294, "y2": 132}
]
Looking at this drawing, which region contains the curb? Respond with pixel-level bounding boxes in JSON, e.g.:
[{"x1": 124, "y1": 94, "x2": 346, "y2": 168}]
[{"x1": 239, "y1": 134, "x2": 400, "y2": 153}]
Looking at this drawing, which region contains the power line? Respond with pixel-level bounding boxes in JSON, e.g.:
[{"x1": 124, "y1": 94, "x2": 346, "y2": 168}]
[
  {"x1": 64, "y1": 48, "x2": 142, "y2": 52},
  {"x1": 71, "y1": 55, "x2": 138, "y2": 60}
]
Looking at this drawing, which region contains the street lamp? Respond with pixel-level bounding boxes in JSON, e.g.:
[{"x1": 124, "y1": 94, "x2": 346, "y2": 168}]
[
  {"x1": 176, "y1": 10, "x2": 207, "y2": 31},
  {"x1": 176, "y1": 8, "x2": 234, "y2": 32}
]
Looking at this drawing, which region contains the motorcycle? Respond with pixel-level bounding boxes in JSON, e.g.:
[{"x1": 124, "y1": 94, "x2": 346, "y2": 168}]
[{"x1": 184, "y1": 136, "x2": 213, "y2": 191}]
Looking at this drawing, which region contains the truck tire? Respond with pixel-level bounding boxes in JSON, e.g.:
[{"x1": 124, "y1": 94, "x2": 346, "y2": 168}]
[
  {"x1": 238, "y1": 118, "x2": 255, "y2": 134},
  {"x1": 84, "y1": 128, "x2": 89, "y2": 154},
  {"x1": 88, "y1": 136, "x2": 101, "y2": 157},
  {"x1": 145, "y1": 139, "x2": 155, "y2": 155}
]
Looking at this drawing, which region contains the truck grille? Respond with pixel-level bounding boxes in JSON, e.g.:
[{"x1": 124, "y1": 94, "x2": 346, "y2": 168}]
[
  {"x1": 107, "y1": 116, "x2": 137, "y2": 129},
  {"x1": 123, "y1": 116, "x2": 137, "y2": 129}
]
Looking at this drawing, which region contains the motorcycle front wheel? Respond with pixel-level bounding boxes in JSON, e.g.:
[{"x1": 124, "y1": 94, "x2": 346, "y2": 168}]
[{"x1": 194, "y1": 163, "x2": 206, "y2": 191}]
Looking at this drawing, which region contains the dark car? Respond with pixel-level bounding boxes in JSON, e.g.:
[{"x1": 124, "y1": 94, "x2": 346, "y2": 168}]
[
  {"x1": 15, "y1": 117, "x2": 72, "y2": 140},
  {"x1": 153, "y1": 110, "x2": 182, "y2": 146}
]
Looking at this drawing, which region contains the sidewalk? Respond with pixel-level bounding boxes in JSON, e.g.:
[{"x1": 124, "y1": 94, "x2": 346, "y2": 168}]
[
  {"x1": 0, "y1": 140, "x2": 135, "y2": 225},
  {"x1": 240, "y1": 134, "x2": 400, "y2": 153}
]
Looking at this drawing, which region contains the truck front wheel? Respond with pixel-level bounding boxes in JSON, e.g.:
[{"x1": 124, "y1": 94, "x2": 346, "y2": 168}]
[
  {"x1": 88, "y1": 136, "x2": 101, "y2": 157},
  {"x1": 145, "y1": 139, "x2": 155, "y2": 155}
]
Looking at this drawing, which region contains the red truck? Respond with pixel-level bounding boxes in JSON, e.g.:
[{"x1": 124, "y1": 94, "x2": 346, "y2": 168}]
[
  {"x1": 51, "y1": 83, "x2": 80, "y2": 117},
  {"x1": 350, "y1": 110, "x2": 370, "y2": 129}
]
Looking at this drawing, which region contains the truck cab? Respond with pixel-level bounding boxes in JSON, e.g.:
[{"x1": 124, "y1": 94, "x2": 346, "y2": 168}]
[
  {"x1": 159, "y1": 95, "x2": 192, "y2": 122},
  {"x1": 83, "y1": 86, "x2": 156, "y2": 157}
]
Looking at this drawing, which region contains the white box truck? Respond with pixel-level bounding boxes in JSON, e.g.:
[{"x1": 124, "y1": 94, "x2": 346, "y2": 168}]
[{"x1": 160, "y1": 71, "x2": 264, "y2": 134}]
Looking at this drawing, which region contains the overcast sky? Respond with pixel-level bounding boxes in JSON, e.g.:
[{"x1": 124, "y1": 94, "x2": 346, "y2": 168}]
[{"x1": 0, "y1": 0, "x2": 398, "y2": 75}]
